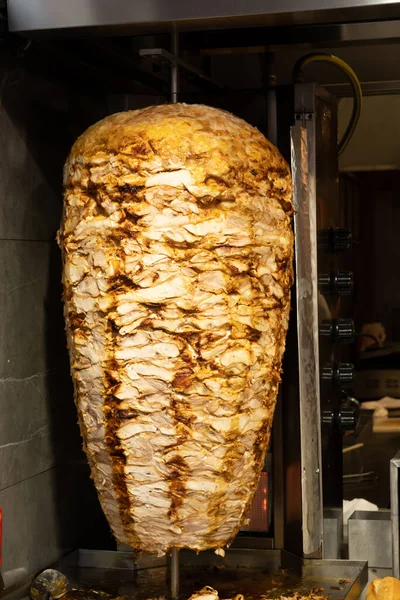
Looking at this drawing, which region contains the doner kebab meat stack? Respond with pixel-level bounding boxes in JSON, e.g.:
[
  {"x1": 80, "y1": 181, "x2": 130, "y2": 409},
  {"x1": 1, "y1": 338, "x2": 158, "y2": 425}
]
[{"x1": 58, "y1": 104, "x2": 293, "y2": 556}]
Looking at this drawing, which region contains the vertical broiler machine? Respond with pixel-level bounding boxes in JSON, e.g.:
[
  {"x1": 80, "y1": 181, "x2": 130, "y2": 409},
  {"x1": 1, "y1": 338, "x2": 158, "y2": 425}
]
[{"x1": 6, "y1": 1, "x2": 399, "y2": 598}]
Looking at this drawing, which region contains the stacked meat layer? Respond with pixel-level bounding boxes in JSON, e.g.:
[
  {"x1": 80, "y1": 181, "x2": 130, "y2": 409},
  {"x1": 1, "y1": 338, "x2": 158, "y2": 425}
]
[{"x1": 58, "y1": 103, "x2": 293, "y2": 555}]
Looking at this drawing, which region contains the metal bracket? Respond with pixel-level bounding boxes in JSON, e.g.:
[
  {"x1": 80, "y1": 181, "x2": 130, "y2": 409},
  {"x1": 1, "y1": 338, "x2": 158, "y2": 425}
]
[
  {"x1": 139, "y1": 47, "x2": 224, "y2": 91},
  {"x1": 291, "y1": 122, "x2": 324, "y2": 559},
  {"x1": 391, "y1": 451, "x2": 400, "y2": 578},
  {"x1": 295, "y1": 111, "x2": 315, "y2": 122}
]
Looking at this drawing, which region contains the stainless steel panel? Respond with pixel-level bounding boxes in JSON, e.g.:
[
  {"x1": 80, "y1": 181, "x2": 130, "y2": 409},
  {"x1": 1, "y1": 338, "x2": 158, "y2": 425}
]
[
  {"x1": 24, "y1": 549, "x2": 366, "y2": 600},
  {"x1": 0, "y1": 548, "x2": 368, "y2": 600},
  {"x1": 327, "y1": 80, "x2": 400, "y2": 98},
  {"x1": 118, "y1": 537, "x2": 275, "y2": 553},
  {"x1": 300, "y1": 558, "x2": 368, "y2": 600},
  {"x1": 390, "y1": 451, "x2": 400, "y2": 578},
  {"x1": 180, "y1": 548, "x2": 283, "y2": 570},
  {"x1": 8, "y1": 0, "x2": 400, "y2": 34},
  {"x1": 182, "y1": 20, "x2": 400, "y2": 53},
  {"x1": 324, "y1": 508, "x2": 343, "y2": 559},
  {"x1": 348, "y1": 510, "x2": 392, "y2": 569},
  {"x1": 291, "y1": 122, "x2": 323, "y2": 558},
  {"x1": 74, "y1": 549, "x2": 167, "y2": 571},
  {"x1": 87, "y1": 549, "x2": 367, "y2": 600}
]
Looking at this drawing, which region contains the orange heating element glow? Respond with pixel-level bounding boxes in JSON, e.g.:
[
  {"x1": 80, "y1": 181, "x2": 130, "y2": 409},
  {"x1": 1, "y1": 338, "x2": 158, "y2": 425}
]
[{"x1": 242, "y1": 472, "x2": 269, "y2": 531}]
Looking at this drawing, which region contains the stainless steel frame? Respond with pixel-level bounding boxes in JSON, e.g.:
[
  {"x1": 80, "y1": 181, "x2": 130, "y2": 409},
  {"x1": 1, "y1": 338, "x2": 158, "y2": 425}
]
[
  {"x1": 0, "y1": 548, "x2": 366, "y2": 600},
  {"x1": 277, "y1": 81, "x2": 343, "y2": 560},
  {"x1": 390, "y1": 451, "x2": 400, "y2": 579},
  {"x1": 326, "y1": 80, "x2": 400, "y2": 98},
  {"x1": 0, "y1": 545, "x2": 368, "y2": 600},
  {"x1": 324, "y1": 508, "x2": 343, "y2": 560},
  {"x1": 7, "y1": 0, "x2": 400, "y2": 35},
  {"x1": 181, "y1": 20, "x2": 400, "y2": 54},
  {"x1": 291, "y1": 122, "x2": 324, "y2": 558},
  {"x1": 71, "y1": 548, "x2": 368, "y2": 600},
  {"x1": 348, "y1": 510, "x2": 393, "y2": 570}
]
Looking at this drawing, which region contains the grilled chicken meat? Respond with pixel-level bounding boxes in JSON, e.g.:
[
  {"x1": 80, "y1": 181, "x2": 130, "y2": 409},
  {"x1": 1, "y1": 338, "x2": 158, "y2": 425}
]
[
  {"x1": 188, "y1": 588, "x2": 327, "y2": 600},
  {"x1": 188, "y1": 587, "x2": 243, "y2": 600},
  {"x1": 58, "y1": 103, "x2": 293, "y2": 556}
]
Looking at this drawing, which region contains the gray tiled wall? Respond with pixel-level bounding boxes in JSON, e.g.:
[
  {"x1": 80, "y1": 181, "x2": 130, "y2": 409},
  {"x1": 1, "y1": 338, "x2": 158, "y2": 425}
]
[
  {"x1": 1, "y1": 469, "x2": 70, "y2": 586},
  {"x1": 0, "y1": 106, "x2": 61, "y2": 242},
  {"x1": 0, "y1": 241, "x2": 58, "y2": 492},
  {"x1": 0, "y1": 58, "x2": 111, "y2": 586}
]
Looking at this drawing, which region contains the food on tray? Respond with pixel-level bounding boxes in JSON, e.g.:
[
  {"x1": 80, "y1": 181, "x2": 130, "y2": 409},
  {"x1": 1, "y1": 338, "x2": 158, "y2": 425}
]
[{"x1": 188, "y1": 586, "x2": 327, "y2": 600}]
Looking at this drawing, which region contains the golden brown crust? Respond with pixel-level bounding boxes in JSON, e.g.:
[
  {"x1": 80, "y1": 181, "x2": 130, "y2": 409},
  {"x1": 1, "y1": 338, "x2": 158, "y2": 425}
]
[
  {"x1": 68, "y1": 103, "x2": 291, "y2": 197},
  {"x1": 367, "y1": 577, "x2": 400, "y2": 600},
  {"x1": 59, "y1": 103, "x2": 293, "y2": 555}
]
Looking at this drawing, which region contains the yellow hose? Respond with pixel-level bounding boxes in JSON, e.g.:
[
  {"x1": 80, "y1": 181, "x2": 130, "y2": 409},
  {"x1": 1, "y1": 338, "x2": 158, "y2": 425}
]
[{"x1": 292, "y1": 53, "x2": 362, "y2": 156}]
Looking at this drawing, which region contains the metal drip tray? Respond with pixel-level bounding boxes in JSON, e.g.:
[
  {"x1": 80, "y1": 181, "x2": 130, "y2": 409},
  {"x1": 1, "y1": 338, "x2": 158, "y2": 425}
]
[{"x1": 3, "y1": 548, "x2": 366, "y2": 600}]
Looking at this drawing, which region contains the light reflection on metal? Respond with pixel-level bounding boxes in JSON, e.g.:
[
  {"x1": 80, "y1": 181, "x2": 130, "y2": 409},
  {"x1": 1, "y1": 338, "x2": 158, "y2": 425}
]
[
  {"x1": 139, "y1": 48, "x2": 223, "y2": 91},
  {"x1": 390, "y1": 451, "x2": 400, "y2": 578},
  {"x1": 291, "y1": 121, "x2": 324, "y2": 558},
  {"x1": 171, "y1": 25, "x2": 179, "y2": 104}
]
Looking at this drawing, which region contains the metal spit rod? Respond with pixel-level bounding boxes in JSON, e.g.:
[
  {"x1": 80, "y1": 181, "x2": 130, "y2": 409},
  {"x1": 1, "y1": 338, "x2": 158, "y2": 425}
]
[
  {"x1": 170, "y1": 25, "x2": 180, "y2": 599},
  {"x1": 170, "y1": 548, "x2": 180, "y2": 599},
  {"x1": 171, "y1": 24, "x2": 179, "y2": 104}
]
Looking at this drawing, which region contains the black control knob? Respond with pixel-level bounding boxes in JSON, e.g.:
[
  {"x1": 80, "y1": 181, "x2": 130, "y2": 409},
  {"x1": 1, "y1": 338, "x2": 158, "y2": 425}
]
[
  {"x1": 338, "y1": 397, "x2": 360, "y2": 432},
  {"x1": 318, "y1": 228, "x2": 352, "y2": 253},
  {"x1": 333, "y1": 229, "x2": 352, "y2": 252},
  {"x1": 319, "y1": 318, "x2": 355, "y2": 344},
  {"x1": 322, "y1": 409, "x2": 335, "y2": 425},
  {"x1": 322, "y1": 362, "x2": 355, "y2": 385},
  {"x1": 318, "y1": 270, "x2": 354, "y2": 296}
]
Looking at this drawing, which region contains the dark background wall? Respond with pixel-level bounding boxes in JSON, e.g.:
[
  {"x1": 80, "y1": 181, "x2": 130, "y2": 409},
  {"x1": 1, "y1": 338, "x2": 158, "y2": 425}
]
[
  {"x1": 0, "y1": 42, "x2": 112, "y2": 586},
  {"x1": 339, "y1": 170, "x2": 400, "y2": 343}
]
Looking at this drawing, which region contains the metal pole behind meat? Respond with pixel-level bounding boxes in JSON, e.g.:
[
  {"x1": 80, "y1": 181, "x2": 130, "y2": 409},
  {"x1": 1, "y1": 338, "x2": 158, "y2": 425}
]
[
  {"x1": 170, "y1": 548, "x2": 180, "y2": 599},
  {"x1": 170, "y1": 24, "x2": 179, "y2": 599},
  {"x1": 171, "y1": 24, "x2": 179, "y2": 104}
]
